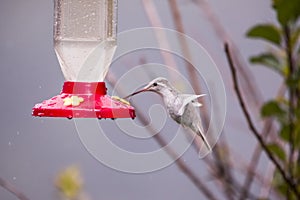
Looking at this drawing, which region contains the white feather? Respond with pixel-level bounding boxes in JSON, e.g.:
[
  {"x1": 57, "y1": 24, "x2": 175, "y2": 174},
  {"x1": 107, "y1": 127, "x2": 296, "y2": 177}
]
[{"x1": 178, "y1": 94, "x2": 206, "y2": 115}]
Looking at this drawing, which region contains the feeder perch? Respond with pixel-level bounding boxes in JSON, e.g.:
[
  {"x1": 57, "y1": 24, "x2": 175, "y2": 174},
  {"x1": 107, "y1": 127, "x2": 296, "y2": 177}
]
[{"x1": 32, "y1": 0, "x2": 135, "y2": 119}]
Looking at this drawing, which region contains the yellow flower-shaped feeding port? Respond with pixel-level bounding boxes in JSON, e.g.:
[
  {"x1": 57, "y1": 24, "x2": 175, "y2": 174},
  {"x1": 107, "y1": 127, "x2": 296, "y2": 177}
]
[
  {"x1": 111, "y1": 96, "x2": 130, "y2": 106},
  {"x1": 63, "y1": 96, "x2": 84, "y2": 107}
]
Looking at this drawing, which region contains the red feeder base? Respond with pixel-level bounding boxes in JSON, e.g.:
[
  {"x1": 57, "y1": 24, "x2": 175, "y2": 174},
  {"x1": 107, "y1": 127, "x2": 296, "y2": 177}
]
[{"x1": 32, "y1": 82, "x2": 135, "y2": 119}]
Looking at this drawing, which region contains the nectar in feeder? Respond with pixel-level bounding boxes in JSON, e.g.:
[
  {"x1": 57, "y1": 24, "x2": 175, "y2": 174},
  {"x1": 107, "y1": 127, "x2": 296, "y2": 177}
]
[
  {"x1": 32, "y1": 0, "x2": 135, "y2": 119},
  {"x1": 54, "y1": 0, "x2": 117, "y2": 82}
]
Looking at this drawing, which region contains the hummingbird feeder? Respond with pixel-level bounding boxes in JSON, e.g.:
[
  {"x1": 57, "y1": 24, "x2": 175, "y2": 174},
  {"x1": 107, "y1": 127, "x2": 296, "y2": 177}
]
[{"x1": 32, "y1": 0, "x2": 135, "y2": 119}]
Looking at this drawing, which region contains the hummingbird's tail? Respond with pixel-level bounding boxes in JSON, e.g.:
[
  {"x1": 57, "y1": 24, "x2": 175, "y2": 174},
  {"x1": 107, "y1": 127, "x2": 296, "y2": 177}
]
[{"x1": 196, "y1": 128, "x2": 211, "y2": 152}]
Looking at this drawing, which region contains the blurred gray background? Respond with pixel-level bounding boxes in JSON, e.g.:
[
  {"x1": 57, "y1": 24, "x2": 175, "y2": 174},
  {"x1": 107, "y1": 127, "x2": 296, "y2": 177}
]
[{"x1": 0, "y1": 0, "x2": 281, "y2": 199}]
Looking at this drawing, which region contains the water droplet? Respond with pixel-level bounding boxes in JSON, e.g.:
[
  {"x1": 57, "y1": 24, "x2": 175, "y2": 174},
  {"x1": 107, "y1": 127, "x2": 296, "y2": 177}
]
[
  {"x1": 16, "y1": 131, "x2": 20, "y2": 135},
  {"x1": 13, "y1": 177, "x2": 16, "y2": 181},
  {"x1": 38, "y1": 85, "x2": 42, "y2": 89},
  {"x1": 8, "y1": 142, "x2": 12, "y2": 146}
]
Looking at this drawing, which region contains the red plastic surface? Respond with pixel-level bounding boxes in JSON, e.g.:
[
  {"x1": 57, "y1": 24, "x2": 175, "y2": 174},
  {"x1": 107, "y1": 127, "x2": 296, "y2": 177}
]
[{"x1": 32, "y1": 82, "x2": 135, "y2": 119}]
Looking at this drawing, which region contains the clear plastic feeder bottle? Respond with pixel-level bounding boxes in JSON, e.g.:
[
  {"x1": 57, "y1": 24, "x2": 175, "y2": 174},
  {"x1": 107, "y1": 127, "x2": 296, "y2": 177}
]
[
  {"x1": 32, "y1": 0, "x2": 135, "y2": 119},
  {"x1": 54, "y1": 0, "x2": 117, "y2": 82}
]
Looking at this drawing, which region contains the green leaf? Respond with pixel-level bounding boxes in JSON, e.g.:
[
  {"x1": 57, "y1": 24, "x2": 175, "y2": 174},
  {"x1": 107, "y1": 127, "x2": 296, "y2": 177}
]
[
  {"x1": 280, "y1": 123, "x2": 300, "y2": 148},
  {"x1": 273, "y1": 169, "x2": 288, "y2": 195},
  {"x1": 267, "y1": 143, "x2": 286, "y2": 161},
  {"x1": 250, "y1": 53, "x2": 283, "y2": 75},
  {"x1": 273, "y1": 168, "x2": 298, "y2": 198},
  {"x1": 272, "y1": 0, "x2": 300, "y2": 25},
  {"x1": 247, "y1": 24, "x2": 281, "y2": 46},
  {"x1": 280, "y1": 125, "x2": 290, "y2": 142},
  {"x1": 261, "y1": 101, "x2": 285, "y2": 118},
  {"x1": 285, "y1": 76, "x2": 300, "y2": 89}
]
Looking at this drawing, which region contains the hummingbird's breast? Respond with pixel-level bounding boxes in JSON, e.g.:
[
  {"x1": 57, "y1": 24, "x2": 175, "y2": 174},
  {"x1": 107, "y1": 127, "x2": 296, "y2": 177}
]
[{"x1": 164, "y1": 94, "x2": 184, "y2": 124}]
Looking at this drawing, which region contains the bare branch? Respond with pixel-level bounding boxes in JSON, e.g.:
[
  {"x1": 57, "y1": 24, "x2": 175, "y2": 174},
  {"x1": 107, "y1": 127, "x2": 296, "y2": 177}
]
[
  {"x1": 239, "y1": 119, "x2": 273, "y2": 200},
  {"x1": 194, "y1": 0, "x2": 263, "y2": 109},
  {"x1": 167, "y1": 2, "x2": 239, "y2": 199},
  {"x1": 167, "y1": 0, "x2": 203, "y2": 107},
  {"x1": 284, "y1": 26, "x2": 296, "y2": 188},
  {"x1": 138, "y1": 110, "x2": 218, "y2": 200},
  {"x1": 224, "y1": 42, "x2": 300, "y2": 198},
  {"x1": 0, "y1": 177, "x2": 30, "y2": 200},
  {"x1": 106, "y1": 73, "x2": 218, "y2": 200},
  {"x1": 240, "y1": 84, "x2": 286, "y2": 200},
  {"x1": 141, "y1": 0, "x2": 180, "y2": 82},
  {"x1": 212, "y1": 143, "x2": 236, "y2": 199}
]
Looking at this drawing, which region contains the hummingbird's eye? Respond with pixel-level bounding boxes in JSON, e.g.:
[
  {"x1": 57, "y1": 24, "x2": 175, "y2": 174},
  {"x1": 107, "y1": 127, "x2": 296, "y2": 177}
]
[{"x1": 153, "y1": 82, "x2": 158, "y2": 86}]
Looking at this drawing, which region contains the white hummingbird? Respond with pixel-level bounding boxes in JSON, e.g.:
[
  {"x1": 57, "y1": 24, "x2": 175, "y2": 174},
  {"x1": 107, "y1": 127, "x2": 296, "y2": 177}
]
[{"x1": 124, "y1": 77, "x2": 211, "y2": 152}]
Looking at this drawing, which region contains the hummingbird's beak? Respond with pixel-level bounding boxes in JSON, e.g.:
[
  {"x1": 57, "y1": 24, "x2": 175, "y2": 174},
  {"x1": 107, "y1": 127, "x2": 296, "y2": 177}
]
[{"x1": 123, "y1": 84, "x2": 152, "y2": 99}]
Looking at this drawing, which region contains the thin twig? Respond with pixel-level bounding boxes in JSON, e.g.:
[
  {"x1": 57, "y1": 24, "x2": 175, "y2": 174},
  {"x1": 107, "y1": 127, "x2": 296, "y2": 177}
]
[
  {"x1": 240, "y1": 83, "x2": 286, "y2": 200},
  {"x1": 137, "y1": 110, "x2": 218, "y2": 200},
  {"x1": 106, "y1": 73, "x2": 218, "y2": 200},
  {"x1": 284, "y1": 26, "x2": 296, "y2": 189},
  {"x1": 231, "y1": 152, "x2": 273, "y2": 188},
  {"x1": 167, "y1": 0, "x2": 203, "y2": 109},
  {"x1": 144, "y1": 0, "x2": 203, "y2": 157},
  {"x1": 194, "y1": 0, "x2": 264, "y2": 109},
  {"x1": 239, "y1": 119, "x2": 273, "y2": 200},
  {"x1": 0, "y1": 177, "x2": 30, "y2": 200},
  {"x1": 212, "y1": 143, "x2": 236, "y2": 199},
  {"x1": 224, "y1": 42, "x2": 300, "y2": 198},
  {"x1": 207, "y1": 153, "x2": 260, "y2": 200},
  {"x1": 167, "y1": 2, "x2": 238, "y2": 199},
  {"x1": 259, "y1": 162, "x2": 277, "y2": 198},
  {"x1": 141, "y1": 0, "x2": 180, "y2": 82},
  {"x1": 192, "y1": 2, "x2": 280, "y2": 197}
]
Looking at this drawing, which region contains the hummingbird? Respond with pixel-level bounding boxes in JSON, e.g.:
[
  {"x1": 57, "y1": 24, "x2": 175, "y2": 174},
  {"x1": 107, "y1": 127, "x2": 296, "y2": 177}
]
[{"x1": 124, "y1": 77, "x2": 211, "y2": 152}]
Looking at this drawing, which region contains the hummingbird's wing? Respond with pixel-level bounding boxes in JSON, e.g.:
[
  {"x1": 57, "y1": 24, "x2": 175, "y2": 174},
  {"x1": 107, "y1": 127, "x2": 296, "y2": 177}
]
[{"x1": 178, "y1": 94, "x2": 206, "y2": 115}]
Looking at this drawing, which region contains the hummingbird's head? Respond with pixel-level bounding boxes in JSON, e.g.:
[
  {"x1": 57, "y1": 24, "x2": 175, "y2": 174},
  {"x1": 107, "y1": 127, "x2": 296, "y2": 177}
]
[
  {"x1": 124, "y1": 77, "x2": 172, "y2": 98},
  {"x1": 143, "y1": 77, "x2": 170, "y2": 93}
]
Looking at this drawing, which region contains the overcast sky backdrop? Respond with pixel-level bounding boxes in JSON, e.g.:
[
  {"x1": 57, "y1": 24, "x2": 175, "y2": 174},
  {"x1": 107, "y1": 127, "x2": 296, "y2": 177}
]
[{"x1": 0, "y1": 0, "x2": 281, "y2": 199}]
